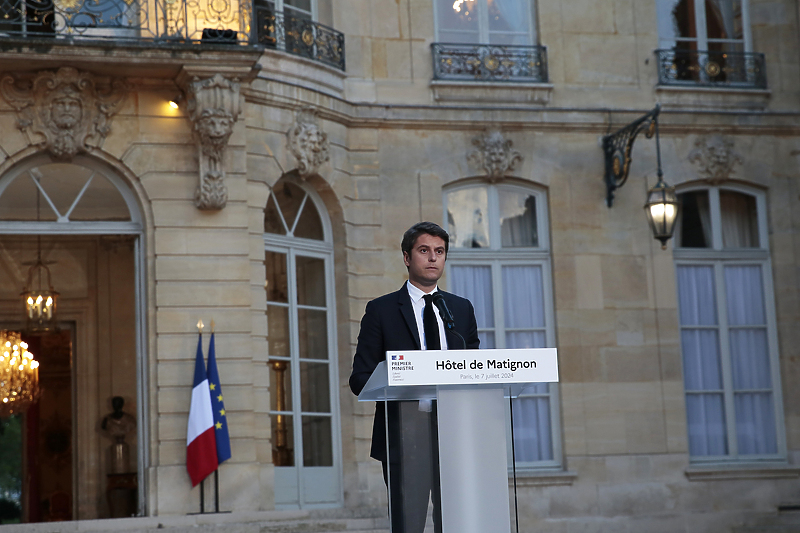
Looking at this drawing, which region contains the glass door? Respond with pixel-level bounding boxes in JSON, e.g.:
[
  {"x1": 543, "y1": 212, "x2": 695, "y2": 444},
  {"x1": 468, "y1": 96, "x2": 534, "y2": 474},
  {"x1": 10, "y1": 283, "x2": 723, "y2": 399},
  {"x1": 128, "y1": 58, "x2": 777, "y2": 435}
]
[{"x1": 264, "y1": 180, "x2": 340, "y2": 508}]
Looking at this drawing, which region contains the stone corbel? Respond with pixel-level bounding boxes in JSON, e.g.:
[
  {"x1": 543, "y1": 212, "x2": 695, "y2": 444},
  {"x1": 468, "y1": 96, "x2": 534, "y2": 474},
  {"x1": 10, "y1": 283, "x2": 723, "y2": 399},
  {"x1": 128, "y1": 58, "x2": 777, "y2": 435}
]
[
  {"x1": 184, "y1": 73, "x2": 241, "y2": 210},
  {"x1": 467, "y1": 129, "x2": 522, "y2": 181},
  {"x1": 0, "y1": 67, "x2": 127, "y2": 161},
  {"x1": 287, "y1": 106, "x2": 330, "y2": 179}
]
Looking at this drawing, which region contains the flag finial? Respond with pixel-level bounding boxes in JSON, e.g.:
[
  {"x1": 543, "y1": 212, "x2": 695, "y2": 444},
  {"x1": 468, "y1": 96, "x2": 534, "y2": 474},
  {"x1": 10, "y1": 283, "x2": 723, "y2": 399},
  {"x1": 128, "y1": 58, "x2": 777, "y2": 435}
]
[{"x1": 197, "y1": 319, "x2": 204, "y2": 333}]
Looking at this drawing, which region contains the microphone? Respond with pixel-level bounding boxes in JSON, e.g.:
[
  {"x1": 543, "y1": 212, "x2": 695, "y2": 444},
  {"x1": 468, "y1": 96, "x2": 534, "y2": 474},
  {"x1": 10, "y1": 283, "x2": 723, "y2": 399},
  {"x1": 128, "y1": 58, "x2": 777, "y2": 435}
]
[
  {"x1": 431, "y1": 292, "x2": 455, "y2": 330},
  {"x1": 432, "y1": 292, "x2": 466, "y2": 349}
]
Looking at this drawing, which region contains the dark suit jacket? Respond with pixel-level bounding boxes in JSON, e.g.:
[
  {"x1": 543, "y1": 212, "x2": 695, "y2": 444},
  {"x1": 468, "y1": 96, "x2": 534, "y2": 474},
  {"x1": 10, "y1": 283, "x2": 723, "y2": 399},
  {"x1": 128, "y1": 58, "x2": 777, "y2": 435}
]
[{"x1": 349, "y1": 283, "x2": 480, "y2": 462}]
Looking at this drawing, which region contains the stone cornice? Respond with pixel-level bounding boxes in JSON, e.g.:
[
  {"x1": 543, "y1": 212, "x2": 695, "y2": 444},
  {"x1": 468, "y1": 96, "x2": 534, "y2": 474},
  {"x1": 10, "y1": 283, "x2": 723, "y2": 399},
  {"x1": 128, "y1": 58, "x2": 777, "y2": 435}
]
[
  {"x1": 241, "y1": 84, "x2": 800, "y2": 135},
  {"x1": 0, "y1": 39, "x2": 263, "y2": 81}
]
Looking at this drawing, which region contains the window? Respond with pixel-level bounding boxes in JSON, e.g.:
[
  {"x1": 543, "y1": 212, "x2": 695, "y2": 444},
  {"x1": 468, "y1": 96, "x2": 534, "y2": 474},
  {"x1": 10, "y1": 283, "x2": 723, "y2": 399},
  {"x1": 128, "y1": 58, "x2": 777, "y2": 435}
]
[
  {"x1": 444, "y1": 182, "x2": 560, "y2": 469},
  {"x1": 264, "y1": 179, "x2": 342, "y2": 507},
  {"x1": 655, "y1": 0, "x2": 761, "y2": 86},
  {"x1": 674, "y1": 185, "x2": 785, "y2": 462},
  {"x1": 657, "y1": 0, "x2": 750, "y2": 53},
  {"x1": 435, "y1": 0, "x2": 536, "y2": 45}
]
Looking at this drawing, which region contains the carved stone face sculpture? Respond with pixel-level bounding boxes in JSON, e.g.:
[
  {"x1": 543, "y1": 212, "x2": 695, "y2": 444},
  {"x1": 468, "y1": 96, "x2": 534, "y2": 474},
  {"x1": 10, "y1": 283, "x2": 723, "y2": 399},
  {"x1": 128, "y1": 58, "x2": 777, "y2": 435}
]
[
  {"x1": 484, "y1": 132, "x2": 510, "y2": 175},
  {"x1": 51, "y1": 94, "x2": 82, "y2": 130},
  {"x1": 689, "y1": 134, "x2": 741, "y2": 185},
  {"x1": 287, "y1": 108, "x2": 330, "y2": 178},
  {"x1": 196, "y1": 109, "x2": 233, "y2": 161},
  {"x1": 468, "y1": 129, "x2": 521, "y2": 180},
  {"x1": 298, "y1": 124, "x2": 324, "y2": 156},
  {"x1": 705, "y1": 135, "x2": 729, "y2": 167},
  {"x1": 0, "y1": 67, "x2": 127, "y2": 161}
]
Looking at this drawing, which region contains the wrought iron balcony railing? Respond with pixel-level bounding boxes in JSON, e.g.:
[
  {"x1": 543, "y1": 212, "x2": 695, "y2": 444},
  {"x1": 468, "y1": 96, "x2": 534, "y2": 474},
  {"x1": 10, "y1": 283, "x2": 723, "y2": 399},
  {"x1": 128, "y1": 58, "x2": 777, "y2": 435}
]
[
  {"x1": 432, "y1": 42, "x2": 548, "y2": 83},
  {"x1": 0, "y1": 0, "x2": 345, "y2": 70},
  {"x1": 254, "y1": 8, "x2": 344, "y2": 70},
  {"x1": 656, "y1": 49, "x2": 766, "y2": 89}
]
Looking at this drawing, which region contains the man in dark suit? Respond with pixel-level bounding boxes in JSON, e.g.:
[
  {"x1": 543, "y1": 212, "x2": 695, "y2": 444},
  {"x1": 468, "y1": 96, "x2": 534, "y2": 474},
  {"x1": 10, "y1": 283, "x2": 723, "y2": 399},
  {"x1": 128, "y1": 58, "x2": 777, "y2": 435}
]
[{"x1": 349, "y1": 221, "x2": 479, "y2": 533}]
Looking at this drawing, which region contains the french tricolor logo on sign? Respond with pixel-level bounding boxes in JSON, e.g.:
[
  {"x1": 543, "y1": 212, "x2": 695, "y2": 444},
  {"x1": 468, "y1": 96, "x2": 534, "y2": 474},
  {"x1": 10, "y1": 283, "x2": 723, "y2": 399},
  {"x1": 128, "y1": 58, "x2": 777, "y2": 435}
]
[{"x1": 392, "y1": 355, "x2": 404, "y2": 360}]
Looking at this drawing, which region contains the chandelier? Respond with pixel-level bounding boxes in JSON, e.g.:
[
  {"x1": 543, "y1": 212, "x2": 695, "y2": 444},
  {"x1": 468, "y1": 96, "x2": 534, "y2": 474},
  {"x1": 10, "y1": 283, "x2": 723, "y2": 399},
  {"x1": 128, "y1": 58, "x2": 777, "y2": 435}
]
[
  {"x1": 21, "y1": 237, "x2": 59, "y2": 334},
  {"x1": 0, "y1": 331, "x2": 40, "y2": 418}
]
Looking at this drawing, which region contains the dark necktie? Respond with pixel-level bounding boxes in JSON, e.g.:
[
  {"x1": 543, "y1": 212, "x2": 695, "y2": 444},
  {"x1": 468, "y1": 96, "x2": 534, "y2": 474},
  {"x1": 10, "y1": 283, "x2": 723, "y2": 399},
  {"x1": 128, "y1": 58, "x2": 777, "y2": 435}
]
[{"x1": 423, "y1": 294, "x2": 441, "y2": 350}]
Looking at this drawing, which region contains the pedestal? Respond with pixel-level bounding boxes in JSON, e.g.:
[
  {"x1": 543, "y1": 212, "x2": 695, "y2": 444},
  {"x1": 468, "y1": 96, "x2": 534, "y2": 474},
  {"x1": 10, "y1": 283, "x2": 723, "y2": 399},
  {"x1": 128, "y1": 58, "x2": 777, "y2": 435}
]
[{"x1": 106, "y1": 473, "x2": 137, "y2": 518}]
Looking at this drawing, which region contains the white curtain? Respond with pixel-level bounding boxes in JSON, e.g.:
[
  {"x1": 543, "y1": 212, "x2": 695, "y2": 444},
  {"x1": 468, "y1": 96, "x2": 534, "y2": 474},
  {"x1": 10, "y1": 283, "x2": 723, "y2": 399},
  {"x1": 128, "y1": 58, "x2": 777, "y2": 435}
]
[
  {"x1": 720, "y1": 191, "x2": 758, "y2": 248},
  {"x1": 450, "y1": 263, "x2": 553, "y2": 462},
  {"x1": 706, "y1": 0, "x2": 744, "y2": 41},
  {"x1": 502, "y1": 265, "x2": 552, "y2": 461},
  {"x1": 677, "y1": 264, "x2": 777, "y2": 457},
  {"x1": 488, "y1": 0, "x2": 529, "y2": 44},
  {"x1": 450, "y1": 265, "x2": 495, "y2": 348},
  {"x1": 436, "y1": 0, "x2": 480, "y2": 43},
  {"x1": 724, "y1": 265, "x2": 777, "y2": 454},
  {"x1": 499, "y1": 191, "x2": 538, "y2": 248},
  {"x1": 677, "y1": 265, "x2": 727, "y2": 456}
]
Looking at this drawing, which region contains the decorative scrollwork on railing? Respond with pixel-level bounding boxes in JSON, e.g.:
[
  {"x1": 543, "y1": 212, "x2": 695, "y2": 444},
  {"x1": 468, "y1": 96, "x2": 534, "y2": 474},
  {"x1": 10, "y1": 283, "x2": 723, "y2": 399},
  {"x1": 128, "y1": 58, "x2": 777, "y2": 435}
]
[
  {"x1": 655, "y1": 49, "x2": 766, "y2": 89},
  {"x1": 0, "y1": 0, "x2": 252, "y2": 43},
  {"x1": 431, "y1": 42, "x2": 548, "y2": 83},
  {"x1": 0, "y1": 0, "x2": 346, "y2": 71},
  {"x1": 254, "y1": 7, "x2": 344, "y2": 70}
]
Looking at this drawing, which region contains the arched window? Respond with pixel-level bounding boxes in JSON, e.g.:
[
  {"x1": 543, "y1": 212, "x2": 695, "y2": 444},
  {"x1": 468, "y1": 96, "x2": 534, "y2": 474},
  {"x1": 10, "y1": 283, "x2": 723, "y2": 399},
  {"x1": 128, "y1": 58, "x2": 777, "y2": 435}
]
[
  {"x1": 444, "y1": 181, "x2": 560, "y2": 469},
  {"x1": 674, "y1": 184, "x2": 785, "y2": 461},
  {"x1": 263, "y1": 179, "x2": 342, "y2": 507},
  {"x1": 0, "y1": 157, "x2": 141, "y2": 232},
  {"x1": 0, "y1": 155, "x2": 146, "y2": 519}
]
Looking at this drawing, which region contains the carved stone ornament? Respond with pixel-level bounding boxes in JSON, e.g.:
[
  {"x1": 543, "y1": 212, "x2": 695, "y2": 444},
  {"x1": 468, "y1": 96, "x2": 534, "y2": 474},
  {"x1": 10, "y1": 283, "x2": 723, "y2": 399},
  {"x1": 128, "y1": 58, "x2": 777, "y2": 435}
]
[
  {"x1": 287, "y1": 107, "x2": 330, "y2": 179},
  {"x1": 186, "y1": 73, "x2": 241, "y2": 210},
  {"x1": 688, "y1": 134, "x2": 743, "y2": 185},
  {"x1": 0, "y1": 67, "x2": 127, "y2": 161},
  {"x1": 467, "y1": 129, "x2": 522, "y2": 181}
]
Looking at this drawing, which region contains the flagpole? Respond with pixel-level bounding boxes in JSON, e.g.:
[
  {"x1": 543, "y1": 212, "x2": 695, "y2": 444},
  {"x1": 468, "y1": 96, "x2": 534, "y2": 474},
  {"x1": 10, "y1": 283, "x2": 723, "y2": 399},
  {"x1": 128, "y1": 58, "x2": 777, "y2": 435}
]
[
  {"x1": 211, "y1": 319, "x2": 220, "y2": 514},
  {"x1": 197, "y1": 319, "x2": 205, "y2": 514}
]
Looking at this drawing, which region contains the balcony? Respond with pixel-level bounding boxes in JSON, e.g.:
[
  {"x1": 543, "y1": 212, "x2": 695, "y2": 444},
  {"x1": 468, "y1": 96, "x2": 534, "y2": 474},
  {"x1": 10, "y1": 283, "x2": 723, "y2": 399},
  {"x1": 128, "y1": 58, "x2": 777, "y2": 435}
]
[
  {"x1": 431, "y1": 43, "x2": 548, "y2": 83},
  {"x1": 0, "y1": 0, "x2": 345, "y2": 71},
  {"x1": 655, "y1": 49, "x2": 766, "y2": 90},
  {"x1": 254, "y1": 8, "x2": 344, "y2": 70}
]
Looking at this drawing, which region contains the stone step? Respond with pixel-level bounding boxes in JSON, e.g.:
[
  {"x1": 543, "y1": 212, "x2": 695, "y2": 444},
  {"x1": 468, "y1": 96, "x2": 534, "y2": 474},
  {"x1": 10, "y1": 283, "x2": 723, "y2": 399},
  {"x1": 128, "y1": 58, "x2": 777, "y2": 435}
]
[{"x1": 0, "y1": 509, "x2": 391, "y2": 533}]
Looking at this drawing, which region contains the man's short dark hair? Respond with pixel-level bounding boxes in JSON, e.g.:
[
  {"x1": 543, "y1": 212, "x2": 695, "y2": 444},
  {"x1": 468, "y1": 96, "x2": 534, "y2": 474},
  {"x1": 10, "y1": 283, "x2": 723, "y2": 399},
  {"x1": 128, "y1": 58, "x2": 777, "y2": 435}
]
[{"x1": 401, "y1": 222, "x2": 450, "y2": 257}]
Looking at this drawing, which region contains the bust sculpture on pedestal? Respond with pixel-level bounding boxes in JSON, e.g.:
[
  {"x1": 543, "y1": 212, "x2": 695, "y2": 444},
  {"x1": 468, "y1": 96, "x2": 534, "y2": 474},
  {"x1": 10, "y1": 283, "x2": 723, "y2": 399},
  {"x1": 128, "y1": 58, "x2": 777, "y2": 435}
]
[
  {"x1": 101, "y1": 396, "x2": 136, "y2": 474},
  {"x1": 101, "y1": 396, "x2": 138, "y2": 518}
]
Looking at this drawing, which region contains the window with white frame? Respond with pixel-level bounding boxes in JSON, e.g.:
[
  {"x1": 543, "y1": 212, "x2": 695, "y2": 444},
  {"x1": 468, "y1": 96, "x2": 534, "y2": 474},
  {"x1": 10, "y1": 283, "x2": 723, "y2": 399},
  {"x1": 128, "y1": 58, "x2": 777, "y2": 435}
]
[
  {"x1": 674, "y1": 185, "x2": 785, "y2": 461},
  {"x1": 656, "y1": 0, "x2": 751, "y2": 53},
  {"x1": 435, "y1": 0, "x2": 536, "y2": 45},
  {"x1": 444, "y1": 182, "x2": 560, "y2": 469},
  {"x1": 254, "y1": 0, "x2": 334, "y2": 26},
  {"x1": 264, "y1": 179, "x2": 342, "y2": 507}
]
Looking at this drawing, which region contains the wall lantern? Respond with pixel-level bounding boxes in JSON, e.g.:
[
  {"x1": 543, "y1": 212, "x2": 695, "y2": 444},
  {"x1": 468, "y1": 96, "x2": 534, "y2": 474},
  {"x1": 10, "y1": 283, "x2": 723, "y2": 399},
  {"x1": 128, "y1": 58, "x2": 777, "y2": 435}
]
[
  {"x1": 602, "y1": 104, "x2": 679, "y2": 249},
  {"x1": 20, "y1": 237, "x2": 59, "y2": 334}
]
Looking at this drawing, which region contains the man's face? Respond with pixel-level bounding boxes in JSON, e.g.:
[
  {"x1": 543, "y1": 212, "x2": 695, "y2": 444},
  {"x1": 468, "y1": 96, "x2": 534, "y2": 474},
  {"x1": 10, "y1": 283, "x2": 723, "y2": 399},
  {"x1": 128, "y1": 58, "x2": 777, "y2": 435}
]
[
  {"x1": 404, "y1": 233, "x2": 446, "y2": 291},
  {"x1": 52, "y1": 96, "x2": 81, "y2": 129}
]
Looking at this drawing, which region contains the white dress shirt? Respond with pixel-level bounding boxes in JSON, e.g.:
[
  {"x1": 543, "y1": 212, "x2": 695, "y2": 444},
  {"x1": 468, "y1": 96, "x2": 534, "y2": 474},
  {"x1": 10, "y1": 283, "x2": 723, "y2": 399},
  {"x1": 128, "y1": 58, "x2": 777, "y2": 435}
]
[
  {"x1": 406, "y1": 281, "x2": 448, "y2": 351},
  {"x1": 406, "y1": 281, "x2": 447, "y2": 412}
]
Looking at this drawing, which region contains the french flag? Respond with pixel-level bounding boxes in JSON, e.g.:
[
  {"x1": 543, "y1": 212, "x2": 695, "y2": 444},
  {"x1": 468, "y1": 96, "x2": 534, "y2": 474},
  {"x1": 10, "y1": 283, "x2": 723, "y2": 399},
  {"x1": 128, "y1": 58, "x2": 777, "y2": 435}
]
[{"x1": 186, "y1": 334, "x2": 218, "y2": 487}]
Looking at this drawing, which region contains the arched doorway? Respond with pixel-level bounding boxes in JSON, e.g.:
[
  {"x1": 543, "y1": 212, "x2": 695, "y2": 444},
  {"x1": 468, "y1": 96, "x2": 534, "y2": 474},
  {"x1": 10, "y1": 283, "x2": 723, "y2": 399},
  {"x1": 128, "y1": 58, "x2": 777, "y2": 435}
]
[
  {"x1": 264, "y1": 177, "x2": 342, "y2": 508},
  {"x1": 0, "y1": 154, "x2": 146, "y2": 522}
]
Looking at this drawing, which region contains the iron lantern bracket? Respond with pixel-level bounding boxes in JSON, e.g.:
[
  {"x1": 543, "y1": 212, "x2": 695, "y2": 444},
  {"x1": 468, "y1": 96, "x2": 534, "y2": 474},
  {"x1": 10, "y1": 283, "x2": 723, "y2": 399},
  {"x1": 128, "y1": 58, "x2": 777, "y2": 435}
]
[{"x1": 602, "y1": 104, "x2": 662, "y2": 207}]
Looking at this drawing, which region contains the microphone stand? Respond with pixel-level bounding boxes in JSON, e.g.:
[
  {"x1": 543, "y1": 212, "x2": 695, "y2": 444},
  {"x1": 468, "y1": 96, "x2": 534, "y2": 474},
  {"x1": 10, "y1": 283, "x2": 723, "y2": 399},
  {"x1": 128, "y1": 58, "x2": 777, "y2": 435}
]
[{"x1": 447, "y1": 324, "x2": 466, "y2": 350}]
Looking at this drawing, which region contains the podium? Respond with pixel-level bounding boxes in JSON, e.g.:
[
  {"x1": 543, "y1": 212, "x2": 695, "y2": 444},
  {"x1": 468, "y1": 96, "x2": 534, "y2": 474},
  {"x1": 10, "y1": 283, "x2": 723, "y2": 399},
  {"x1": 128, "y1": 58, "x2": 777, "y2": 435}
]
[{"x1": 358, "y1": 348, "x2": 559, "y2": 533}]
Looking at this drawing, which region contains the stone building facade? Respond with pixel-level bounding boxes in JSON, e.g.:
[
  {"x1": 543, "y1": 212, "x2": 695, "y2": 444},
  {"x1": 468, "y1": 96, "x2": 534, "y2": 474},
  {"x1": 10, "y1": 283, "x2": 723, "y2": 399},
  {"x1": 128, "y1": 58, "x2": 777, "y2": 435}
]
[{"x1": 0, "y1": 0, "x2": 798, "y2": 531}]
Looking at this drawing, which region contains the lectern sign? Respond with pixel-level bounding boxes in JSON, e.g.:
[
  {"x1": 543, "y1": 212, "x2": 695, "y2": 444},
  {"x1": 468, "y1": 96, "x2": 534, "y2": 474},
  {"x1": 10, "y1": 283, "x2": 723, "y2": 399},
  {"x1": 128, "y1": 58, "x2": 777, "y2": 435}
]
[{"x1": 386, "y1": 348, "x2": 558, "y2": 387}]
